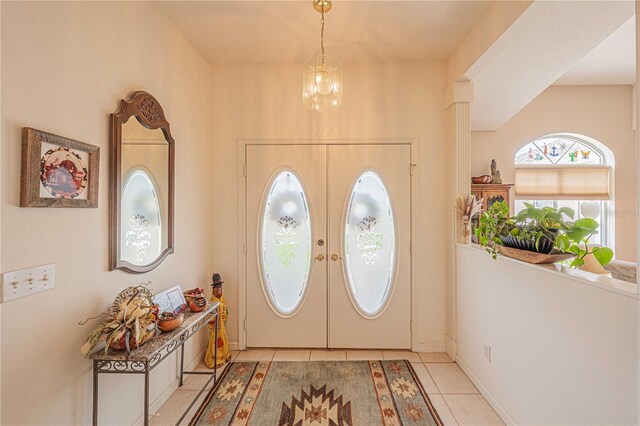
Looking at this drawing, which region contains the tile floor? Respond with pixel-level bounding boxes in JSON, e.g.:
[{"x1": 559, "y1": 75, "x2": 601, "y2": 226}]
[{"x1": 150, "y1": 349, "x2": 503, "y2": 425}]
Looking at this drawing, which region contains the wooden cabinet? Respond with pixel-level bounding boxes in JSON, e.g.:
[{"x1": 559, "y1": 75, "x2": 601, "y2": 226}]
[{"x1": 471, "y1": 184, "x2": 514, "y2": 213}]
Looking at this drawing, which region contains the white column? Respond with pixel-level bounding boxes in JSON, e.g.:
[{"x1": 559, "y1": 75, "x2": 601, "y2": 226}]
[{"x1": 444, "y1": 82, "x2": 473, "y2": 359}]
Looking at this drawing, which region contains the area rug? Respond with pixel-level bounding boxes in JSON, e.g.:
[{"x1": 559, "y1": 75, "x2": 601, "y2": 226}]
[{"x1": 189, "y1": 360, "x2": 443, "y2": 425}]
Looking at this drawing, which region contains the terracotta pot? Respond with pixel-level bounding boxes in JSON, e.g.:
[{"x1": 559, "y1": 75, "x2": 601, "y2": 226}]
[
  {"x1": 189, "y1": 297, "x2": 208, "y2": 313},
  {"x1": 158, "y1": 313, "x2": 184, "y2": 332}
]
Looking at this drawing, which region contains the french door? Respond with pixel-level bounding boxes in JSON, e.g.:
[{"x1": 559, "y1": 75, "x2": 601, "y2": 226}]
[{"x1": 246, "y1": 144, "x2": 411, "y2": 349}]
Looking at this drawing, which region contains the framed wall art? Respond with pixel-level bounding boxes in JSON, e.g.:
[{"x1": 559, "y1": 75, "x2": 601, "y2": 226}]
[{"x1": 20, "y1": 127, "x2": 100, "y2": 207}]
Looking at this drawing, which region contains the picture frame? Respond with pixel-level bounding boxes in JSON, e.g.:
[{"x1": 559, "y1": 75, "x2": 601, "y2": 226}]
[
  {"x1": 153, "y1": 285, "x2": 188, "y2": 315},
  {"x1": 20, "y1": 127, "x2": 100, "y2": 207}
]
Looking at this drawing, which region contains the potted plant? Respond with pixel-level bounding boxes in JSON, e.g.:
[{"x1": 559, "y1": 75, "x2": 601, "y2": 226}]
[{"x1": 475, "y1": 201, "x2": 614, "y2": 269}]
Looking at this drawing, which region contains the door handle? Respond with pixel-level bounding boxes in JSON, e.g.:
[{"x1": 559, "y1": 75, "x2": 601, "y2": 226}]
[
  {"x1": 331, "y1": 254, "x2": 343, "y2": 261},
  {"x1": 314, "y1": 254, "x2": 325, "y2": 261}
]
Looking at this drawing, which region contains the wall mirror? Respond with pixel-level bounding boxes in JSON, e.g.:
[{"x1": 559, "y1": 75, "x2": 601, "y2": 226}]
[{"x1": 109, "y1": 91, "x2": 174, "y2": 273}]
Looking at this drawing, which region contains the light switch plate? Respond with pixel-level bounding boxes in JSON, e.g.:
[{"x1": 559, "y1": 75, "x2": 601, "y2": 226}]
[{"x1": 1, "y1": 264, "x2": 55, "y2": 302}]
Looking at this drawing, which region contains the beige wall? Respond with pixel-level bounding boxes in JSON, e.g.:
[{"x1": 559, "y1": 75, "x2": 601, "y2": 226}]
[
  {"x1": 457, "y1": 244, "x2": 638, "y2": 424},
  {"x1": 211, "y1": 62, "x2": 447, "y2": 351},
  {"x1": 1, "y1": 2, "x2": 211, "y2": 425},
  {"x1": 471, "y1": 85, "x2": 637, "y2": 261}
]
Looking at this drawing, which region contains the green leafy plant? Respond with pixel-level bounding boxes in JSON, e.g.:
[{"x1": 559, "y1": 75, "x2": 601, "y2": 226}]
[
  {"x1": 475, "y1": 201, "x2": 614, "y2": 268},
  {"x1": 474, "y1": 200, "x2": 511, "y2": 259}
]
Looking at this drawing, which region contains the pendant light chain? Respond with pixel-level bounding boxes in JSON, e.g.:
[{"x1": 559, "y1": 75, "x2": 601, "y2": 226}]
[{"x1": 320, "y1": 6, "x2": 325, "y2": 66}]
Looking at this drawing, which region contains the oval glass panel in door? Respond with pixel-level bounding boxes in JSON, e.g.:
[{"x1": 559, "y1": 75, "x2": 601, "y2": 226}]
[
  {"x1": 120, "y1": 169, "x2": 163, "y2": 266},
  {"x1": 260, "y1": 170, "x2": 312, "y2": 316},
  {"x1": 344, "y1": 171, "x2": 397, "y2": 318}
]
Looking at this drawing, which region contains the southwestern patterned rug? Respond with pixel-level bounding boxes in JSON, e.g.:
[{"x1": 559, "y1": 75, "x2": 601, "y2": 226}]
[{"x1": 189, "y1": 360, "x2": 443, "y2": 425}]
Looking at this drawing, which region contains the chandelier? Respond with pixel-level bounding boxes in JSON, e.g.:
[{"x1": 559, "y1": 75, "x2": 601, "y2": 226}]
[{"x1": 303, "y1": 0, "x2": 343, "y2": 112}]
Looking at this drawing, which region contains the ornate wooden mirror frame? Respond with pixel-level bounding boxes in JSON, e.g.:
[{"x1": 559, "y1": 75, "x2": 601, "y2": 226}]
[{"x1": 109, "y1": 91, "x2": 175, "y2": 273}]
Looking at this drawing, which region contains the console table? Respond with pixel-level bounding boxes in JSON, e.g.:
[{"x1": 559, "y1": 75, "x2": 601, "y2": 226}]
[{"x1": 90, "y1": 302, "x2": 220, "y2": 425}]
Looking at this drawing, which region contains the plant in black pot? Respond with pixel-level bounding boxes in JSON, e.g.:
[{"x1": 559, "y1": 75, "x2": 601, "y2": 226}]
[{"x1": 475, "y1": 201, "x2": 614, "y2": 269}]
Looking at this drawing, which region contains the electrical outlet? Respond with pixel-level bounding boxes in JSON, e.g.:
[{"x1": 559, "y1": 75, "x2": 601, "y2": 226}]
[
  {"x1": 483, "y1": 344, "x2": 492, "y2": 363},
  {"x1": 1, "y1": 264, "x2": 55, "y2": 302}
]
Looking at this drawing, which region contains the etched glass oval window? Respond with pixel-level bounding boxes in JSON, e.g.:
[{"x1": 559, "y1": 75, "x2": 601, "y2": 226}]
[
  {"x1": 260, "y1": 171, "x2": 312, "y2": 316},
  {"x1": 344, "y1": 171, "x2": 396, "y2": 317},
  {"x1": 120, "y1": 169, "x2": 162, "y2": 266}
]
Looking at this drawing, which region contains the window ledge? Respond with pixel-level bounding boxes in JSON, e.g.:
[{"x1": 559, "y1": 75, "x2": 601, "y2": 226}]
[{"x1": 457, "y1": 243, "x2": 639, "y2": 299}]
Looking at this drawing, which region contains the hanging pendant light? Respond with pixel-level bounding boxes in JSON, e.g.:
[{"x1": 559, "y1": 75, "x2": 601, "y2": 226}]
[{"x1": 303, "y1": 0, "x2": 343, "y2": 112}]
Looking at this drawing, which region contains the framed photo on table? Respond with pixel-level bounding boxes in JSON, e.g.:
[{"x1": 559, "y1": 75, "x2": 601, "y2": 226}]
[
  {"x1": 20, "y1": 127, "x2": 100, "y2": 207},
  {"x1": 153, "y1": 285, "x2": 188, "y2": 315}
]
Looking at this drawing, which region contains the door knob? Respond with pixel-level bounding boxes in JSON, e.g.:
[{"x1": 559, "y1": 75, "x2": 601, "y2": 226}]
[
  {"x1": 331, "y1": 254, "x2": 343, "y2": 261},
  {"x1": 314, "y1": 254, "x2": 325, "y2": 261}
]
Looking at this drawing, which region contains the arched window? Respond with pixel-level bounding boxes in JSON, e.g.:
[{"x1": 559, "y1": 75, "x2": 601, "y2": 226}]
[{"x1": 514, "y1": 133, "x2": 614, "y2": 247}]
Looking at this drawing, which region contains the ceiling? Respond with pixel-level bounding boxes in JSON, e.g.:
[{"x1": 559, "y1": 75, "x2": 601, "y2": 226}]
[
  {"x1": 555, "y1": 16, "x2": 635, "y2": 85},
  {"x1": 158, "y1": 1, "x2": 491, "y2": 64}
]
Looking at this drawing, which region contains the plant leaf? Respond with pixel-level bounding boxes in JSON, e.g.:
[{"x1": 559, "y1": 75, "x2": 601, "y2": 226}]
[
  {"x1": 574, "y1": 218, "x2": 599, "y2": 229},
  {"x1": 570, "y1": 258, "x2": 585, "y2": 268},
  {"x1": 558, "y1": 207, "x2": 575, "y2": 220},
  {"x1": 592, "y1": 247, "x2": 614, "y2": 266}
]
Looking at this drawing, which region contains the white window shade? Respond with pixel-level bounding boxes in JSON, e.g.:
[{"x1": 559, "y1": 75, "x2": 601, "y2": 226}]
[{"x1": 515, "y1": 165, "x2": 611, "y2": 200}]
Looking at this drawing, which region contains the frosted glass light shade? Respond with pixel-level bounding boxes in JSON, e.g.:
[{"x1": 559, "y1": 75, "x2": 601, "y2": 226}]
[{"x1": 303, "y1": 54, "x2": 343, "y2": 112}]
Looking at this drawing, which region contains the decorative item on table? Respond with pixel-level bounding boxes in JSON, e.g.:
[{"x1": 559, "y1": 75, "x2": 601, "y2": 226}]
[
  {"x1": 490, "y1": 159, "x2": 502, "y2": 184},
  {"x1": 471, "y1": 175, "x2": 491, "y2": 184},
  {"x1": 153, "y1": 285, "x2": 187, "y2": 315},
  {"x1": 21, "y1": 127, "x2": 100, "y2": 207},
  {"x1": 183, "y1": 287, "x2": 205, "y2": 305},
  {"x1": 475, "y1": 201, "x2": 614, "y2": 270},
  {"x1": 157, "y1": 311, "x2": 184, "y2": 332},
  {"x1": 189, "y1": 296, "x2": 208, "y2": 313},
  {"x1": 79, "y1": 282, "x2": 158, "y2": 357},
  {"x1": 205, "y1": 273, "x2": 231, "y2": 369},
  {"x1": 453, "y1": 194, "x2": 483, "y2": 244}
]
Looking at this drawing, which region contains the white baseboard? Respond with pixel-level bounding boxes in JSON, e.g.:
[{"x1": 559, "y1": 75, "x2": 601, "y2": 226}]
[
  {"x1": 412, "y1": 342, "x2": 446, "y2": 352},
  {"x1": 445, "y1": 335, "x2": 457, "y2": 359},
  {"x1": 229, "y1": 341, "x2": 239, "y2": 351},
  {"x1": 131, "y1": 346, "x2": 207, "y2": 426},
  {"x1": 455, "y1": 355, "x2": 516, "y2": 426}
]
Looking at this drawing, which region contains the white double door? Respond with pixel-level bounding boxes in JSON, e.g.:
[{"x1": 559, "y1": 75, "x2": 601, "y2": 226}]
[{"x1": 246, "y1": 144, "x2": 411, "y2": 349}]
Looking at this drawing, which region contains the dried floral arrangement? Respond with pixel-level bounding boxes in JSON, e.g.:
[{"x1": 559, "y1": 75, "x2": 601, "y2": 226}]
[
  {"x1": 454, "y1": 194, "x2": 483, "y2": 243},
  {"x1": 80, "y1": 283, "x2": 158, "y2": 357}
]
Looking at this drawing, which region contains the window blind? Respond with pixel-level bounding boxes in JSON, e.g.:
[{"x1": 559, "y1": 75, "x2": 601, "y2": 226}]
[{"x1": 514, "y1": 165, "x2": 611, "y2": 200}]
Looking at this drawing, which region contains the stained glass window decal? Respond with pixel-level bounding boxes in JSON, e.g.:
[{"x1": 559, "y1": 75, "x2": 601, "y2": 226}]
[
  {"x1": 344, "y1": 171, "x2": 397, "y2": 318},
  {"x1": 259, "y1": 170, "x2": 312, "y2": 316},
  {"x1": 515, "y1": 136, "x2": 604, "y2": 166}
]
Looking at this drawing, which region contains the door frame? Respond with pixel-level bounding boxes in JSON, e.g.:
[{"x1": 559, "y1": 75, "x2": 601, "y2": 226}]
[{"x1": 237, "y1": 138, "x2": 421, "y2": 350}]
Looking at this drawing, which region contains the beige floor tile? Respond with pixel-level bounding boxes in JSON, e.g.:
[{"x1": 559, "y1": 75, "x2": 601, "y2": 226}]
[
  {"x1": 149, "y1": 389, "x2": 199, "y2": 426},
  {"x1": 310, "y1": 350, "x2": 347, "y2": 361},
  {"x1": 425, "y1": 363, "x2": 478, "y2": 394},
  {"x1": 346, "y1": 350, "x2": 383, "y2": 361},
  {"x1": 229, "y1": 350, "x2": 240, "y2": 361},
  {"x1": 382, "y1": 350, "x2": 422, "y2": 362},
  {"x1": 443, "y1": 394, "x2": 504, "y2": 426},
  {"x1": 234, "y1": 348, "x2": 275, "y2": 361},
  {"x1": 419, "y1": 352, "x2": 454, "y2": 363},
  {"x1": 428, "y1": 394, "x2": 458, "y2": 425},
  {"x1": 273, "y1": 349, "x2": 311, "y2": 361},
  {"x1": 410, "y1": 362, "x2": 439, "y2": 394},
  {"x1": 180, "y1": 366, "x2": 227, "y2": 391}
]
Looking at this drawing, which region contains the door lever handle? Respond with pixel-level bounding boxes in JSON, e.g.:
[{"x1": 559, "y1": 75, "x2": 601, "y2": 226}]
[
  {"x1": 314, "y1": 254, "x2": 325, "y2": 261},
  {"x1": 331, "y1": 254, "x2": 343, "y2": 261}
]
